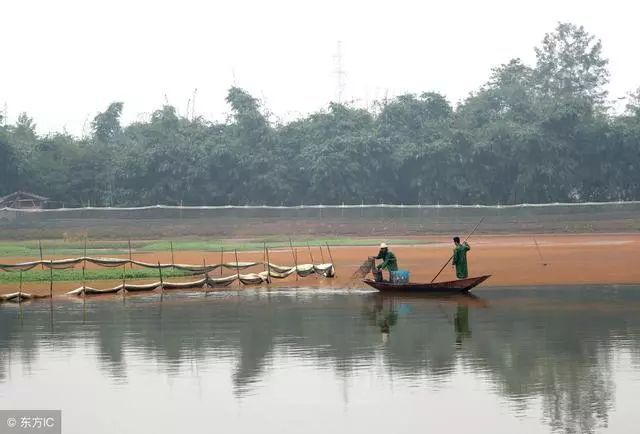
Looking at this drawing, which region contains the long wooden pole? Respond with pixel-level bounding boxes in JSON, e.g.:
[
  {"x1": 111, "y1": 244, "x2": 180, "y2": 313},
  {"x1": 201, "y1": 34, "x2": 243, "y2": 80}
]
[
  {"x1": 319, "y1": 245, "x2": 326, "y2": 264},
  {"x1": 83, "y1": 237, "x2": 88, "y2": 276},
  {"x1": 204, "y1": 257, "x2": 210, "y2": 296},
  {"x1": 39, "y1": 240, "x2": 44, "y2": 270},
  {"x1": 170, "y1": 241, "x2": 175, "y2": 267},
  {"x1": 289, "y1": 239, "x2": 299, "y2": 281},
  {"x1": 325, "y1": 242, "x2": 336, "y2": 277},
  {"x1": 307, "y1": 243, "x2": 315, "y2": 264},
  {"x1": 263, "y1": 242, "x2": 268, "y2": 280},
  {"x1": 220, "y1": 247, "x2": 224, "y2": 276},
  {"x1": 234, "y1": 249, "x2": 241, "y2": 287},
  {"x1": 49, "y1": 261, "x2": 54, "y2": 298},
  {"x1": 19, "y1": 270, "x2": 23, "y2": 293},
  {"x1": 122, "y1": 264, "x2": 126, "y2": 300},
  {"x1": 430, "y1": 217, "x2": 484, "y2": 283},
  {"x1": 128, "y1": 239, "x2": 133, "y2": 269},
  {"x1": 81, "y1": 263, "x2": 86, "y2": 298},
  {"x1": 158, "y1": 261, "x2": 164, "y2": 301},
  {"x1": 307, "y1": 243, "x2": 318, "y2": 278},
  {"x1": 265, "y1": 245, "x2": 272, "y2": 285},
  {"x1": 202, "y1": 257, "x2": 207, "y2": 294}
]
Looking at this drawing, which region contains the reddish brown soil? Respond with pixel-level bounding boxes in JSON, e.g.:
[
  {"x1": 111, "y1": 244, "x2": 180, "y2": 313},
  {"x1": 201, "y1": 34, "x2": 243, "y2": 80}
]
[{"x1": 2, "y1": 233, "x2": 639, "y2": 297}]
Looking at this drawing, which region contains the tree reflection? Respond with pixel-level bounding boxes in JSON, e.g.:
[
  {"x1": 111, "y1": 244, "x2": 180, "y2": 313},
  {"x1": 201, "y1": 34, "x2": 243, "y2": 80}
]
[{"x1": 1, "y1": 287, "x2": 639, "y2": 433}]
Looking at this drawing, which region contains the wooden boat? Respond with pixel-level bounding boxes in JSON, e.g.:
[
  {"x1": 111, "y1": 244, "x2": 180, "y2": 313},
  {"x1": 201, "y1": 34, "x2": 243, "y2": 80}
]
[{"x1": 362, "y1": 275, "x2": 491, "y2": 293}]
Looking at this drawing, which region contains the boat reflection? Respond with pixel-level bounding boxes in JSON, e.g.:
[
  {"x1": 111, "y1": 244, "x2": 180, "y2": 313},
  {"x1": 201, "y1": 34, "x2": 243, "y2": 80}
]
[{"x1": 367, "y1": 292, "x2": 488, "y2": 344}]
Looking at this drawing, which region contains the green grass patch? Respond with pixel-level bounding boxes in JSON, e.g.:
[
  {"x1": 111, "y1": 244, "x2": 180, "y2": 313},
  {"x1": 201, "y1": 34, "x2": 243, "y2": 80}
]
[
  {"x1": 0, "y1": 267, "x2": 192, "y2": 284},
  {"x1": 139, "y1": 238, "x2": 424, "y2": 252},
  {"x1": 0, "y1": 240, "x2": 134, "y2": 257},
  {"x1": 0, "y1": 237, "x2": 427, "y2": 258}
]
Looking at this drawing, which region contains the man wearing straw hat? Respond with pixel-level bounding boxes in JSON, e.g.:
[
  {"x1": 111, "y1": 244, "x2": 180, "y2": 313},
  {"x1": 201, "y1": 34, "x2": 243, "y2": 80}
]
[{"x1": 371, "y1": 243, "x2": 398, "y2": 282}]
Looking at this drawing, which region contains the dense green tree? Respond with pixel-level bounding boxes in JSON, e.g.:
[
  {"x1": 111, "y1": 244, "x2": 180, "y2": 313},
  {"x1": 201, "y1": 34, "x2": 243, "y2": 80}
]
[
  {"x1": 0, "y1": 125, "x2": 19, "y2": 195},
  {"x1": 376, "y1": 92, "x2": 454, "y2": 203},
  {"x1": 626, "y1": 88, "x2": 640, "y2": 118},
  {"x1": 92, "y1": 102, "x2": 124, "y2": 144},
  {"x1": 1, "y1": 23, "x2": 638, "y2": 206},
  {"x1": 534, "y1": 22, "x2": 609, "y2": 105}
]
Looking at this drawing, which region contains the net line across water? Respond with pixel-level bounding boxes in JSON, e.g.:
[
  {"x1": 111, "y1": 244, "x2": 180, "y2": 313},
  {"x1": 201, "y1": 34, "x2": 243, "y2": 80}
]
[
  {"x1": 1, "y1": 201, "x2": 639, "y2": 239},
  {"x1": 3, "y1": 200, "x2": 640, "y2": 213}
]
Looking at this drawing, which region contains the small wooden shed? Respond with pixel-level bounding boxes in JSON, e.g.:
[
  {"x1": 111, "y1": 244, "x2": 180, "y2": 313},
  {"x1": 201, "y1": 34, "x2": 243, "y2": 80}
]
[{"x1": 0, "y1": 191, "x2": 49, "y2": 209}]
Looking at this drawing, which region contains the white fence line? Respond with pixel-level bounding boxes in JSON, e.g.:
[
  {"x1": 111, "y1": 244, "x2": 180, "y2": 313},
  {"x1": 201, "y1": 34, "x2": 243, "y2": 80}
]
[{"x1": 2, "y1": 201, "x2": 640, "y2": 213}]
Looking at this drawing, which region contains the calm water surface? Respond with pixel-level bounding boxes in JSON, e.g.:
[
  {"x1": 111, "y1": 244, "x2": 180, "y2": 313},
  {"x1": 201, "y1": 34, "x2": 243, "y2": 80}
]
[{"x1": 1, "y1": 286, "x2": 640, "y2": 434}]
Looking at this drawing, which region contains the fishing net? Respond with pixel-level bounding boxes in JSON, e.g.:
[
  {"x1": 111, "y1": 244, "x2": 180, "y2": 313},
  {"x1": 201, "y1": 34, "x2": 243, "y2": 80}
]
[{"x1": 351, "y1": 257, "x2": 375, "y2": 279}]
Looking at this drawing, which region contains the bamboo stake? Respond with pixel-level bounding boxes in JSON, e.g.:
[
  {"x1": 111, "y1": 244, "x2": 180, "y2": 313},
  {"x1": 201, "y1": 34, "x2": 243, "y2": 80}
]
[
  {"x1": 204, "y1": 257, "x2": 210, "y2": 296},
  {"x1": 39, "y1": 240, "x2": 44, "y2": 270},
  {"x1": 158, "y1": 261, "x2": 164, "y2": 301},
  {"x1": 122, "y1": 264, "x2": 126, "y2": 300},
  {"x1": 325, "y1": 242, "x2": 336, "y2": 277},
  {"x1": 234, "y1": 249, "x2": 241, "y2": 287},
  {"x1": 81, "y1": 263, "x2": 86, "y2": 298},
  {"x1": 170, "y1": 241, "x2": 175, "y2": 267},
  {"x1": 289, "y1": 239, "x2": 299, "y2": 281},
  {"x1": 307, "y1": 243, "x2": 318, "y2": 278},
  {"x1": 263, "y1": 242, "x2": 268, "y2": 282},
  {"x1": 49, "y1": 261, "x2": 54, "y2": 298},
  {"x1": 19, "y1": 271, "x2": 23, "y2": 293},
  {"x1": 307, "y1": 243, "x2": 315, "y2": 264},
  {"x1": 83, "y1": 237, "x2": 88, "y2": 277},
  {"x1": 19, "y1": 288, "x2": 23, "y2": 325},
  {"x1": 203, "y1": 257, "x2": 208, "y2": 295},
  {"x1": 128, "y1": 239, "x2": 133, "y2": 269},
  {"x1": 220, "y1": 247, "x2": 224, "y2": 276},
  {"x1": 265, "y1": 245, "x2": 272, "y2": 285},
  {"x1": 319, "y1": 245, "x2": 326, "y2": 264}
]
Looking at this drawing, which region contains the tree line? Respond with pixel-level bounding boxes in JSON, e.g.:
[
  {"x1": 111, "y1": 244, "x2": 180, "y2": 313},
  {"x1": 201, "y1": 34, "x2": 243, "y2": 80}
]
[{"x1": 1, "y1": 22, "x2": 639, "y2": 207}]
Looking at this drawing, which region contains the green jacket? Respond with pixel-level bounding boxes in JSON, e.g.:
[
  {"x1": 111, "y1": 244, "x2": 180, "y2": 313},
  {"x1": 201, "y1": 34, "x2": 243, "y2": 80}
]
[
  {"x1": 452, "y1": 242, "x2": 470, "y2": 279},
  {"x1": 375, "y1": 249, "x2": 398, "y2": 271}
]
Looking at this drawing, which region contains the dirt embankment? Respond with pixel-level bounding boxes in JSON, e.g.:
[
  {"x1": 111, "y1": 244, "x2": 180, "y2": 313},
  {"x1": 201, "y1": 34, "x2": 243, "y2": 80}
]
[{"x1": 1, "y1": 234, "x2": 639, "y2": 297}]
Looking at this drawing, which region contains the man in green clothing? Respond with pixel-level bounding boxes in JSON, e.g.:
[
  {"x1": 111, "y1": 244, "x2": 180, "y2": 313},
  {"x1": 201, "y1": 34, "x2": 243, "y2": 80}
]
[
  {"x1": 452, "y1": 236, "x2": 471, "y2": 279},
  {"x1": 372, "y1": 243, "x2": 398, "y2": 282}
]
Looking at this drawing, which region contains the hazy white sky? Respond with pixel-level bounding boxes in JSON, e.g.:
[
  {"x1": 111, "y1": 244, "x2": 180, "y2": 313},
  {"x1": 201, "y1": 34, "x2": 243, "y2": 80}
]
[{"x1": 1, "y1": 0, "x2": 638, "y2": 135}]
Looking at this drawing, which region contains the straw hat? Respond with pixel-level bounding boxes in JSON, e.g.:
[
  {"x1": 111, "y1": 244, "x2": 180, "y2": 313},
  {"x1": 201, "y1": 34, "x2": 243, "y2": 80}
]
[{"x1": 380, "y1": 243, "x2": 388, "y2": 249}]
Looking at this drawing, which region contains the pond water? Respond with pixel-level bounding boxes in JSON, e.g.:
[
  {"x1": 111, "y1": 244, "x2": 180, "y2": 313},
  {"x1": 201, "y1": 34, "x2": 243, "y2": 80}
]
[{"x1": 1, "y1": 286, "x2": 640, "y2": 434}]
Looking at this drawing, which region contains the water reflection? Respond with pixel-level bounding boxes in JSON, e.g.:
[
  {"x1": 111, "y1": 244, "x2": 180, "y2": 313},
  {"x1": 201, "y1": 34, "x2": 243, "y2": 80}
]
[
  {"x1": 368, "y1": 292, "x2": 486, "y2": 342},
  {"x1": 1, "y1": 287, "x2": 640, "y2": 434}
]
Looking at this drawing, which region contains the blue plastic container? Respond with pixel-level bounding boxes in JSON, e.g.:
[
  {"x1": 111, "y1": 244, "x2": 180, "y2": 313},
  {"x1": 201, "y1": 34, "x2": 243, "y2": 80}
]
[{"x1": 390, "y1": 270, "x2": 410, "y2": 284}]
